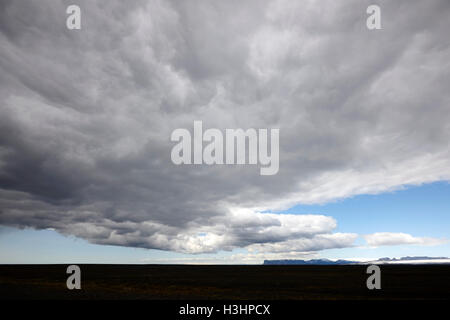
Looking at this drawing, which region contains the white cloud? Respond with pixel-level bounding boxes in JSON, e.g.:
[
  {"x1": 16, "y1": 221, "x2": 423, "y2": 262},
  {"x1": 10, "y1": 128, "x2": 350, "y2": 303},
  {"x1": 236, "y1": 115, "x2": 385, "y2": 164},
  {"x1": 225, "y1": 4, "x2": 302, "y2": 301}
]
[
  {"x1": 247, "y1": 233, "x2": 358, "y2": 253},
  {"x1": 363, "y1": 232, "x2": 447, "y2": 247}
]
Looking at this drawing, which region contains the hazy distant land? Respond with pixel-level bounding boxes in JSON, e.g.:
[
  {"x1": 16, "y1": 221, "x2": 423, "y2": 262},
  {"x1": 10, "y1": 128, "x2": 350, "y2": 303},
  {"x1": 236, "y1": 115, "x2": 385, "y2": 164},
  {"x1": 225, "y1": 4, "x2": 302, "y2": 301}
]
[{"x1": 263, "y1": 256, "x2": 450, "y2": 265}]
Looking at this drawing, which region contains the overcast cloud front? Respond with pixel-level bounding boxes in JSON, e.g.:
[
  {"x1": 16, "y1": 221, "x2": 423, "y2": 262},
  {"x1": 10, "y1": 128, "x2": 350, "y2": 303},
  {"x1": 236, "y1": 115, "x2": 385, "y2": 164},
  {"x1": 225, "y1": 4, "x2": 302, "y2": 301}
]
[{"x1": 0, "y1": 0, "x2": 449, "y2": 256}]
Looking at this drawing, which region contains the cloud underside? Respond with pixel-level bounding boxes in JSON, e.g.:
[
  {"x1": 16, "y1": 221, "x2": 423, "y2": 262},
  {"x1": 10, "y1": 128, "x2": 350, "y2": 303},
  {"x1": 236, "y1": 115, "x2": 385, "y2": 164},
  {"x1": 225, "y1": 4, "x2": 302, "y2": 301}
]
[{"x1": 1, "y1": 0, "x2": 450, "y2": 254}]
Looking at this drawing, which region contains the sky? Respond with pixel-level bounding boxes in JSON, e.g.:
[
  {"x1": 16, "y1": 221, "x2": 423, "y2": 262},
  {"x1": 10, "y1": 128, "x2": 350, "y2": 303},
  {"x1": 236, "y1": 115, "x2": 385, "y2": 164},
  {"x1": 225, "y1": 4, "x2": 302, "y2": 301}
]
[
  {"x1": 0, "y1": 0, "x2": 450, "y2": 264},
  {"x1": 1, "y1": 182, "x2": 449, "y2": 264}
]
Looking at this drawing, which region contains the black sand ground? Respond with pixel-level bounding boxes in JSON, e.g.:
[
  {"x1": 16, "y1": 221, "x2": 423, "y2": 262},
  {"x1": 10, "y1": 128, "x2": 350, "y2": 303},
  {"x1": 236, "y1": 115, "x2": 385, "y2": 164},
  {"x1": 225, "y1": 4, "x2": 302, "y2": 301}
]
[{"x1": 0, "y1": 264, "x2": 449, "y2": 300}]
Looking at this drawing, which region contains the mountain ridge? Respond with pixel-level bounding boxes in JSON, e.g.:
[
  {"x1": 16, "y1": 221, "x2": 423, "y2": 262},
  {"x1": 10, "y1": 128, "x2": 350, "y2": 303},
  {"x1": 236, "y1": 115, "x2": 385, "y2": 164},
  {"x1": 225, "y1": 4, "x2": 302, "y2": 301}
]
[{"x1": 263, "y1": 256, "x2": 450, "y2": 265}]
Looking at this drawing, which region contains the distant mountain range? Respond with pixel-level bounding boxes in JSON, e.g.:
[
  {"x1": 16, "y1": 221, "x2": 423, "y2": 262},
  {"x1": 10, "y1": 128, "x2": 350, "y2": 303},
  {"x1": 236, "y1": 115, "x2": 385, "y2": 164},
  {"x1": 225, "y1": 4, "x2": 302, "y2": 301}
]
[
  {"x1": 377, "y1": 256, "x2": 448, "y2": 261},
  {"x1": 264, "y1": 259, "x2": 355, "y2": 265},
  {"x1": 263, "y1": 256, "x2": 450, "y2": 265}
]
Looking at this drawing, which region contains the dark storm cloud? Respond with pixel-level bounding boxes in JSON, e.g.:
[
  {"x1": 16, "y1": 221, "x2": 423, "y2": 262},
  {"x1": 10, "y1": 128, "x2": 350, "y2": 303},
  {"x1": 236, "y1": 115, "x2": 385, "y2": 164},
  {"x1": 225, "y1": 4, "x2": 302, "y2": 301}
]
[{"x1": 0, "y1": 0, "x2": 449, "y2": 253}]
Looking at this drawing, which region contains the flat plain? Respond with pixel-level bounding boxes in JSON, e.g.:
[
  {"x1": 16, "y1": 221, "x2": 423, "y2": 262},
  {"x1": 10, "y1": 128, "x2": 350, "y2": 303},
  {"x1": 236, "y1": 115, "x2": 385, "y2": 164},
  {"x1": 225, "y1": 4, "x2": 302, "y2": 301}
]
[{"x1": 0, "y1": 265, "x2": 449, "y2": 300}]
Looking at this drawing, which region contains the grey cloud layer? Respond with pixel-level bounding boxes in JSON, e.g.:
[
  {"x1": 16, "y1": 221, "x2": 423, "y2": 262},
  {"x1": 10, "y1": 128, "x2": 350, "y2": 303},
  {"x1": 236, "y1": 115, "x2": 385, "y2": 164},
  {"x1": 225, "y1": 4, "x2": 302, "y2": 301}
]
[{"x1": 1, "y1": 0, "x2": 449, "y2": 253}]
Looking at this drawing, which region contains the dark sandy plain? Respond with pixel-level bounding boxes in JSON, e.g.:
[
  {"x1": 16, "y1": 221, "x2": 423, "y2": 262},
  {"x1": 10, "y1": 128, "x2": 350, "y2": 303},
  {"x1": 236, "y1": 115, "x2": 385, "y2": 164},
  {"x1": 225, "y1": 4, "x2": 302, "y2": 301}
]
[{"x1": 0, "y1": 264, "x2": 449, "y2": 300}]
